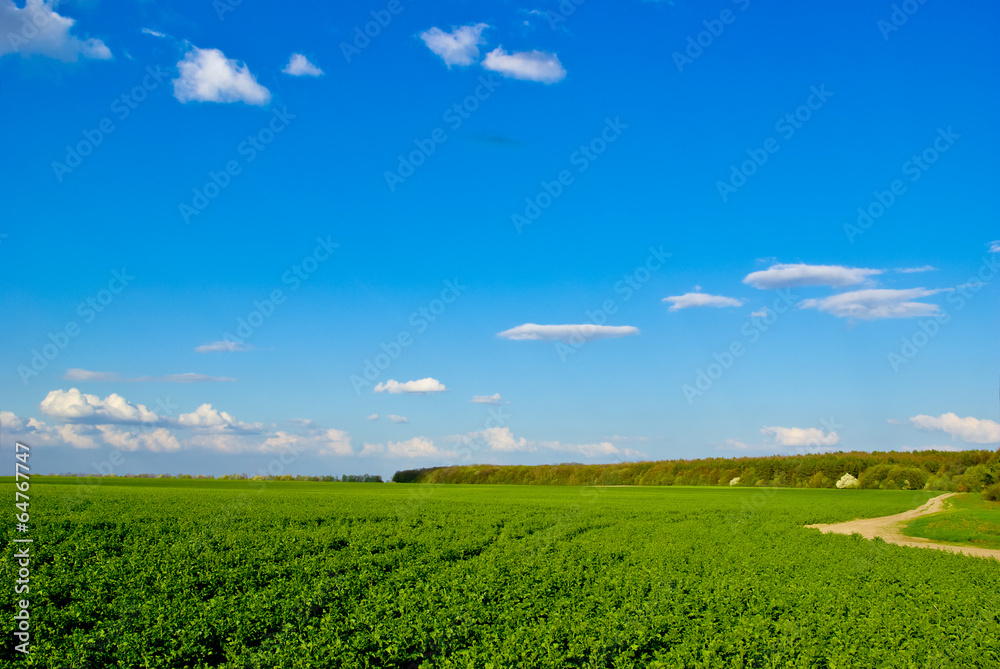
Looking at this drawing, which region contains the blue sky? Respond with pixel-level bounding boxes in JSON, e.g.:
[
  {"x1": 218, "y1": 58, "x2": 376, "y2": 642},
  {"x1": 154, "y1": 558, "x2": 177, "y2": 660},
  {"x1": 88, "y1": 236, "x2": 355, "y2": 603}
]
[{"x1": 1, "y1": 0, "x2": 998, "y2": 478}]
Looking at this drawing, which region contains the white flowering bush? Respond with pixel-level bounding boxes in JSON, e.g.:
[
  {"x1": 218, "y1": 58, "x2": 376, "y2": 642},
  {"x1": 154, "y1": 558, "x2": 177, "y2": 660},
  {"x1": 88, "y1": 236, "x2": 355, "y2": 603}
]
[
  {"x1": 835, "y1": 473, "x2": 859, "y2": 489},
  {"x1": 729, "y1": 477, "x2": 740, "y2": 486}
]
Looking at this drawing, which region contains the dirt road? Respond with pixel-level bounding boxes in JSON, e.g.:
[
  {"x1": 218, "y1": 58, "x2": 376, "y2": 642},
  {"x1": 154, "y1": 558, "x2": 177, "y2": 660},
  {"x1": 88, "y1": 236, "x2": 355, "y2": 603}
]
[{"x1": 806, "y1": 493, "x2": 1000, "y2": 561}]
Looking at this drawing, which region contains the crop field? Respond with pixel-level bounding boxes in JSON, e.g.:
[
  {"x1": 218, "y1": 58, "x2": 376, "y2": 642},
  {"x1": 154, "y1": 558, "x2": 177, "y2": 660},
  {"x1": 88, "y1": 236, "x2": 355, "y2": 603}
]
[{"x1": 3, "y1": 479, "x2": 999, "y2": 668}]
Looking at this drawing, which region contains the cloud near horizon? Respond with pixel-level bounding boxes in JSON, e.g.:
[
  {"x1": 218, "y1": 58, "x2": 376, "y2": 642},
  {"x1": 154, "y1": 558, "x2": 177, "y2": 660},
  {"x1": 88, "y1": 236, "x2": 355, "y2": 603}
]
[
  {"x1": 760, "y1": 426, "x2": 839, "y2": 448},
  {"x1": 64, "y1": 369, "x2": 235, "y2": 383},
  {"x1": 910, "y1": 413, "x2": 1000, "y2": 444}
]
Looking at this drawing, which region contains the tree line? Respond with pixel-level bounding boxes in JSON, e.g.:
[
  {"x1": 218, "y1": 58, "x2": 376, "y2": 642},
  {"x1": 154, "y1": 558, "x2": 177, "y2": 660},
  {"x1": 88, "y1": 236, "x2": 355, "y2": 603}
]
[{"x1": 393, "y1": 450, "x2": 1000, "y2": 500}]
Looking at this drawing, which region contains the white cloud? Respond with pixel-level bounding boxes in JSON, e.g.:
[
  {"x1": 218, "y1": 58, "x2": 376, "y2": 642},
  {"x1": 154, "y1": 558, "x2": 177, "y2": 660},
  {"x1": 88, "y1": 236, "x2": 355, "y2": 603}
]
[
  {"x1": 496, "y1": 323, "x2": 639, "y2": 342},
  {"x1": 40, "y1": 388, "x2": 160, "y2": 424},
  {"x1": 419, "y1": 23, "x2": 488, "y2": 67},
  {"x1": 373, "y1": 378, "x2": 447, "y2": 394},
  {"x1": 895, "y1": 265, "x2": 937, "y2": 274},
  {"x1": 365, "y1": 437, "x2": 456, "y2": 458},
  {"x1": 482, "y1": 46, "x2": 566, "y2": 83},
  {"x1": 725, "y1": 438, "x2": 750, "y2": 450},
  {"x1": 799, "y1": 288, "x2": 944, "y2": 320},
  {"x1": 662, "y1": 293, "x2": 743, "y2": 311},
  {"x1": 744, "y1": 263, "x2": 882, "y2": 289},
  {"x1": 95, "y1": 426, "x2": 181, "y2": 452},
  {"x1": 282, "y1": 52, "x2": 323, "y2": 76},
  {"x1": 366, "y1": 413, "x2": 380, "y2": 421},
  {"x1": 450, "y1": 426, "x2": 532, "y2": 453},
  {"x1": 541, "y1": 440, "x2": 644, "y2": 459},
  {"x1": 988, "y1": 241, "x2": 999, "y2": 253},
  {"x1": 760, "y1": 426, "x2": 839, "y2": 448},
  {"x1": 141, "y1": 28, "x2": 166, "y2": 39},
  {"x1": 470, "y1": 393, "x2": 502, "y2": 404},
  {"x1": 195, "y1": 340, "x2": 255, "y2": 353},
  {"x1": 750, "y1": 308, "x2": 769, "y2": 318},
  {"x1": 173, "y1": 46, "x2": 270, "y2": 105},
  {"x1": 387, "y1": 414, "x2": 409, "y2": 423},
  {"x1": 176, "y1": 403, "x2": 262, "y2": 433},
  {"x1": 910, "y1": 413, "x2": 1000, "y2": 444},
  {"x1": 63, "y1": 368, "x2": 235, "y2": 383},
  {"x1": 0, "y1": 0, "x2": 111, "y2": 61}
]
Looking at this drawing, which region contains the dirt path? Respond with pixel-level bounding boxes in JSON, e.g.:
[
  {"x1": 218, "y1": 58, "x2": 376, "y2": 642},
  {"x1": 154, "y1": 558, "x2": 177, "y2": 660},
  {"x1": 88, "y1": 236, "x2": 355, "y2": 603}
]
[{"x1": 806, "y1": 493, "x2": 1000, "y2": 561}]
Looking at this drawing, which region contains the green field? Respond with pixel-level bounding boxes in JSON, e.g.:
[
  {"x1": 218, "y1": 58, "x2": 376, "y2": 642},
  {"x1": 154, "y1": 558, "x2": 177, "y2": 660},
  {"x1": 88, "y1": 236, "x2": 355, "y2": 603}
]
[
  {"x1": 903, "y1": 493, "x2": 1000, "y2": 551},
  {"x1": 3, "y1": 479, "x2": 999, "y2": 668}
]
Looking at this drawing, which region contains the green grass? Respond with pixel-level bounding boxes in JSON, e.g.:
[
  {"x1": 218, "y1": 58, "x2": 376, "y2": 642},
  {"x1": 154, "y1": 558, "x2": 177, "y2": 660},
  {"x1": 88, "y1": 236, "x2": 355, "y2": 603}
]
[
  {"x1": 3, "y1": 480, "x2": 998, "y2": 668},
  {"x1": 902, "y1": 493, "x2": 1000, "y2": 550}
]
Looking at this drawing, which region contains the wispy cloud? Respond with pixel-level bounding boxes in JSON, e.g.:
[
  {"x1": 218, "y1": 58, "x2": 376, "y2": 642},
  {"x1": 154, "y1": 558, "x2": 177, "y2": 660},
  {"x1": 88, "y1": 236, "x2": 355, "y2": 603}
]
[
  {"x1": 744, "y1": 263, "x2": 882, "y2": 289},
  {"x1": 470, "y1": 393, "x2": 502, "y2": 404},
  {"x1": 497, "y1": 323, "x2": 639, "y2": 342},
  {"x1": 894, "y1": 265, "x2": 937, "y2": 274},
  {"x1": 662, "y1": 292, "x2": 743, "y2": 311},
  {"x1": 64, "y1": 369, "x2": 235, "y2": 383},
  {"x1": 800, "y1": 288, "x2": 945, "y2": 320},
  {"x1": 282, "y1": 53, "x2": 323, "y2": 76},
  {"x1": 195, "y1": 340, "x2": 255, "y2": 353}
]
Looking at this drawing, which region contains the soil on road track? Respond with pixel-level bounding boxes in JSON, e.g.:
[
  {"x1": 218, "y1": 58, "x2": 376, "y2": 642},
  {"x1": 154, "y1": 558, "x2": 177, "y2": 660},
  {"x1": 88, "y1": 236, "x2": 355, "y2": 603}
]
[{"x1": 806, "y1": 493, "x2": 1000, "y2": 561}]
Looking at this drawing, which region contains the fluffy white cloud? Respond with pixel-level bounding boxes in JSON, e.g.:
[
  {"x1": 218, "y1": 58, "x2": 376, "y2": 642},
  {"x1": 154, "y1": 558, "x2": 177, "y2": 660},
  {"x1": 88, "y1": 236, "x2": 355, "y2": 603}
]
[
  {"x1": 40, "y1": 389, "x2": 160, "y2": 424},
  {"x1": 176, "y1": 404, "x2": 262, "y2": 433},
  {"x1": 662, "y1": 293, "x2": 743, "y2": 311},
  {"x1": 374, "y1": 378, "x2": 447, "y2": 394},
  {"x1": 760, "y1": 426, "x2": 839, "y2": 447},
  {"x1": 482, "y1": 47, "x2": 566, "y2": 83},
  {"x1": 282, "y1": 52, "x2": 323, "y2": 76},
  {"x1": 496, "y1": 323, "x2": 639, "y2": 342},
  {"x1": 988, "y1": 241, "x2": 999, "y2": 253},
  {"x1": 195, "y1": 340, "x2": 255, "y2": 353},
  {"x1": 541, "y1": 440, "x2": 644, "y2": 459},
  {"x1": 419, "y1": 23, "x2": 488, "y2": 67},
  {"x1": 361, "y1": 437, "x2": 456, "y2": 458},
  {"x1": 450, "y1": 426, "x2": 532, "y2": 453},
  {"x1": 0, "y1": 0, "x2": 111, "y2": 61},
  {"x1": 387, "y1": 414, "x2": 409, "y2": 423},
  {"x1": 95, "y1": 426, "x2": 181, "y2": 452},
  {"x1": 63, "y1": 369, "x2": 235, "y2": 383},
  {"x1": 173, "y1": 46, "x2": 270, "y2": 105},
  {"x1": 910, "y1": 413, "x2": 1000, "y2": 444},
  {"x1": 744, "y1": 263, "x2": 882, "y2": 289},
  {"x1": 470, "y1": 393, "x2": 502, "y2": 404},
  {"x1": 799, "y1": 288, "x2": 944, "y2": 320}
]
